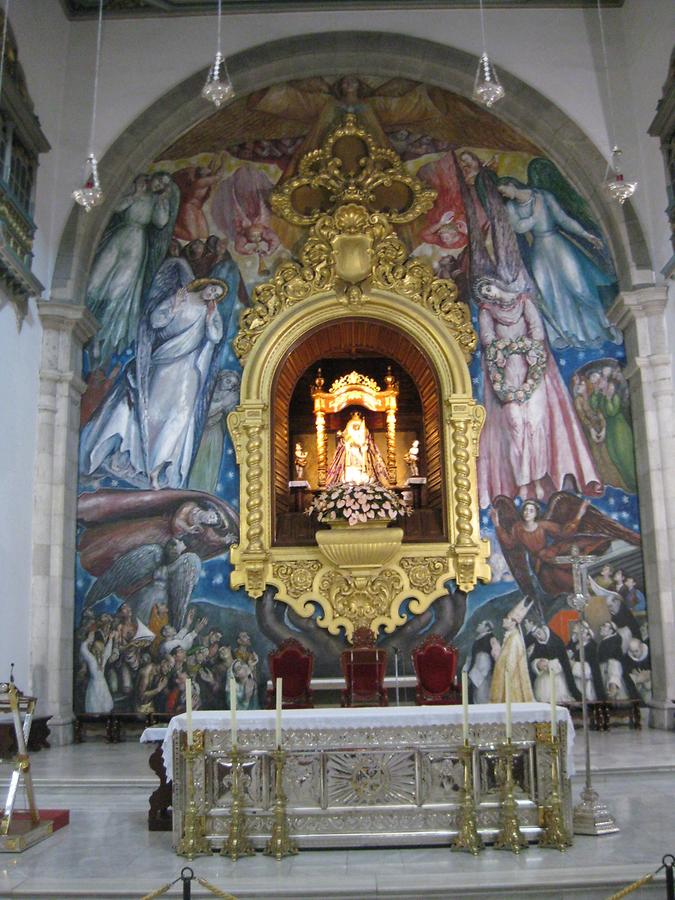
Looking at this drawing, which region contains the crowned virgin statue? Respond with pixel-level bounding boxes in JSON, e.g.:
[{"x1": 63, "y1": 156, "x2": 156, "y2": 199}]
[{"x1": 326, "y1": 411, "x2": 390, "y2": 487}]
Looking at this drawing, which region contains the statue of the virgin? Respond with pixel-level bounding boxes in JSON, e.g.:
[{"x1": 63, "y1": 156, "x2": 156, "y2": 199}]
[{"x1": 325, "y1": 411, "x2": 390, "y2": 487}]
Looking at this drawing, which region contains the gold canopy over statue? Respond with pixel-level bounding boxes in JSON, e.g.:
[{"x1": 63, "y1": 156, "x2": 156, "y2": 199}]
[{"x1": 227, "y1": 114, "x2": 491, "y2": 640}]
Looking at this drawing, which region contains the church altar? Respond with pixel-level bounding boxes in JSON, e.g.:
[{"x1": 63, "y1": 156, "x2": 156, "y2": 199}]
[{"x1": 147, "y1": 704, "x2": 574, "y2": 849}]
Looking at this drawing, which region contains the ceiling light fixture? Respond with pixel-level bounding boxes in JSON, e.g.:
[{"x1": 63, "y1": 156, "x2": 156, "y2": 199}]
[
  {"x1": 72, "y1": 0, "x2": 104, "y2": 211},
  {"x1": 202, "y1": 0, "x2": 234, "y2": 108}
]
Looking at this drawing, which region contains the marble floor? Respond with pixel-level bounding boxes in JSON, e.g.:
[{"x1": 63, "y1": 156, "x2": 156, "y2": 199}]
[{"x1": 1, "y1": 728, "x2": 674, "y2": 899}]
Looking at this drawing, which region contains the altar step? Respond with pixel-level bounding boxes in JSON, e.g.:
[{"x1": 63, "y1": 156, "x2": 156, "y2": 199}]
[{"x1": 2, "y1": 734, "x2": 674, "y2": 899}]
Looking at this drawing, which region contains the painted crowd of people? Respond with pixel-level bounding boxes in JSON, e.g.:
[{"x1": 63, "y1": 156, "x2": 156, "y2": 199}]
[{"x1": 76, "y1": 602, "x2": 261, "y2": 717}]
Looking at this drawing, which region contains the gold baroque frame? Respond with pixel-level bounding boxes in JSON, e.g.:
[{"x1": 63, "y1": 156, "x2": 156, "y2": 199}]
[
  {"x1": 227, "y1": 219, "x2": 491, "y2": 639},
  {"x1": 227, "y1": 116, "x2": 490, "y2": 640}
]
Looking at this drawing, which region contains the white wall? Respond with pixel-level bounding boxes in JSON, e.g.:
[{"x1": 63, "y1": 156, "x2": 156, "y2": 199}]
[
  {"x1": 1, "y1": 0, "x2": 672, "y2": 691},
  {"x1": 0, "y1": 2, "x2": 71, "y2": 686}
]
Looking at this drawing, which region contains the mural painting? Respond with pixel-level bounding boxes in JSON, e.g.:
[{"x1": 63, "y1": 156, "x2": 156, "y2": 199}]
[{"x1": 75, "y1": 75, "x2": 648, "y2": 717}]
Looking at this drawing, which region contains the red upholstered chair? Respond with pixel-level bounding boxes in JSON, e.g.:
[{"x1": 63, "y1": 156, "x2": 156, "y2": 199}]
[
  {"x1": 266, "y1": 639, "x2": 314, "y2": 709},
  {"x1": 412, "y1": 634, "x2": 459, "y2": 705},
  {"x1": 340, "y1": 627, "x2": 388, "y2": 707}
]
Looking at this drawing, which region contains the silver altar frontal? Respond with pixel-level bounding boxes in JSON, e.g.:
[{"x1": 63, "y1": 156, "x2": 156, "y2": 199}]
[{"x1": 165, "y1": 705, "x2": 574, "y2": 849}]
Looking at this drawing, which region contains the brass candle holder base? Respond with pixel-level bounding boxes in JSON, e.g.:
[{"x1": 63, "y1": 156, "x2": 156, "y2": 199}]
[
  {"x1": 451, "y1": 739, "x2": 484, "y2": 855},
  {"x1": 176, "y1": 733, "x2": 211, "y2": 860},
  {"x1": 264, "y1": 747, "x2": 298, "y2": 860},
  {"x1": 494, "y1": 739, "x2": 528, "y2": 853},
  {"x1": 221, "y1": 745, "x2": 255, "y2": 860},
  {"x1": 540, "y1": 734, "x2": 572, "y2": 851}
]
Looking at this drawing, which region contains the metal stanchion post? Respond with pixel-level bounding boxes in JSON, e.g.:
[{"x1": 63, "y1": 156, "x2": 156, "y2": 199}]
[
  {"x1": 554, "y1": 546, "x2": 618, "y2": 835},
  {"x1": 181, "y1": 867, "x2": 194, "y2": 900}
]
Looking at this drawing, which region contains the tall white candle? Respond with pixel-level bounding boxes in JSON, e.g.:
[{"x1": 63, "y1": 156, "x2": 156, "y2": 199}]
[
  {"x1": 185, "y1": 677, "x2": 193, "y2": 746},
  {"x1": 230, "y1": 674, "x2": 237, "y2": 746},
  {"x1": 550, "y1": 668, "x2": 557, "y2": 738},
  {"x1": 461, "y1": 669, "x2": 469, "y2": 742},
  {"x1": 505, "y1": 669, "x2": 512, "y2": 741},
  {"x1": 275, "y1": 677, "x2": 283, "y2": 747}
]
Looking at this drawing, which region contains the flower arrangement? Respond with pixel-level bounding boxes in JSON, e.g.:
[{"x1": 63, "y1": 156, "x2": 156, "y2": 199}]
[
  {"x1": 308, "y1": 481, "x2": 411, "y2": 526},
  {"x1": 485, "y1": 336, "x2": 546, "y2": 403}
]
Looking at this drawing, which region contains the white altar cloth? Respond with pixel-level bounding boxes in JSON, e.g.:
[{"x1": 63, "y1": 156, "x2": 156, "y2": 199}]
[{"x1": 141, "y1": 702, "x2": 574, "y2": 781}]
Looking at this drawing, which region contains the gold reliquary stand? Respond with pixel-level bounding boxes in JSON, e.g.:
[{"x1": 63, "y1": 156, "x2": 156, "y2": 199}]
[{"x1": 227, "y1": 114, "x2": 491, "y2": 641}]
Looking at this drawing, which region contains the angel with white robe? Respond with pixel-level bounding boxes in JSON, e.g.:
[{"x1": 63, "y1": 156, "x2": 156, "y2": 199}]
[{"x1": 80, "y1": 260, "x2": 228, "y2": 490}]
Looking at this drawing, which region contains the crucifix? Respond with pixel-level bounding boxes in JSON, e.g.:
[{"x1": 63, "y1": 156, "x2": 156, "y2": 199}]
[{"x1": 554, "y1": 545, "x2": 619, "y2": 836}]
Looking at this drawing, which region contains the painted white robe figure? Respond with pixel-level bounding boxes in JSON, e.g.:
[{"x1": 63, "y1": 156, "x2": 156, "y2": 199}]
[
  {"x1": 497, "y1": 179, "x2": 620, "y2": 350},
  {"x1": 80, "y1": 635, "x2": 114, "y2": 714},
  {"x1": 86, "y1": 173, "x2": 179, "y2": 365},
  {"x1": 80, "y1": 278, "x2": 226, "y2": 489}
]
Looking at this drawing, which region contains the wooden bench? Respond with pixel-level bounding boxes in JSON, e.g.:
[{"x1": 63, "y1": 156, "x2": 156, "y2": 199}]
[{"x1": 563, "y1": 700, "x2": 641, "y2": 731}]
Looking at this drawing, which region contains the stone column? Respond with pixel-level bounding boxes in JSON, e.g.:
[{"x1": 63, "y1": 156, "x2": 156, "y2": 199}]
[
  {"x1": 30, "y1": 302, "x2": 98, "y2": 745},
  {"x1": 609, "y1": 286, "x2": 675, "y2": 729}
]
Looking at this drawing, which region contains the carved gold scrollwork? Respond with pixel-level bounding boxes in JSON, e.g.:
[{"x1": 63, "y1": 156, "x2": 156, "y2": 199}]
[
  {"x1": 318, "y1": 568, "x2": 404, "y2": 638},
  {"x1": 272, "y1": 560, "x2": 321, "y2": 599},
  {"x1": 399, "y1": 556, "x2": 449, "y2": 594},
  {"x1": 270, "y1": 114, "x2": 435, "y2": 227}
]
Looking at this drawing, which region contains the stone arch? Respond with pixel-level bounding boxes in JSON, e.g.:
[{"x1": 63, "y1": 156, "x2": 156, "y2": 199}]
[{"x1": 51, "y1": 30, "x2": 648, "y2": 306}]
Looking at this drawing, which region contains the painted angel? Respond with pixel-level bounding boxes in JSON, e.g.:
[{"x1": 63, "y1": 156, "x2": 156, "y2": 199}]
[
  {"x1": 497, "y1": 158, "x2": 620, "y2": 350},
  {"x1": 80, "y1": 258, "x2": 229, "y2": 490},
  {"x1": 490, "y1": 491, "x2": 641, "y2": 601},
  {"x1": 86, "y1": 171, "x2": 180, "y2": 366},
  {"x1": 211, "y1": 166, "x2": 280, "y2": 275}
]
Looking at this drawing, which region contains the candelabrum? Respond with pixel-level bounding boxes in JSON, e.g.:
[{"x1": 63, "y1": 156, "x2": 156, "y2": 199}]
[
  {"x1": 494, "y1": 739, "x2": 528, "y2": 853},
  {"x1": 176, "y1": 731, "x2": 211, "y2": 859},
  {"x1": 221, "y1": 744, "x2": 255, "y2": 860},
  {"x1": 451, "y1": 740, "x2": 484, "y2": 855},
  {"x1": 264, "y1": 747, "x2": 298, "y2": 860},
  {"x1": 539, "y1": 729, "x2": 572, "y2": 851}
]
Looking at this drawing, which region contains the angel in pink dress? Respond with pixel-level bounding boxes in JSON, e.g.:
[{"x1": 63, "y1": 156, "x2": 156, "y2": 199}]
[
  {"x1": 475, "y1": 276, "x2": 602, "y2": 507},
  {"x1": 211, "y1": 166, "x2": 280, "y2": 275}
]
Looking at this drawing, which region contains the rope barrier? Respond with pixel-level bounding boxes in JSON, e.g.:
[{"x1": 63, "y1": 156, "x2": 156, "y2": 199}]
[
  {"x1": 606, "y1": 872, "x2": 654, "y2": 899},
  {"x1": 197, "y1": 876, "x2": 238, "y2": 899},
  {"x1": 139, "y1": 867, "x2": 238, "y2": 900},
  {"x1": 606, "y1": 854, "x2": 674, "y2": 900}
]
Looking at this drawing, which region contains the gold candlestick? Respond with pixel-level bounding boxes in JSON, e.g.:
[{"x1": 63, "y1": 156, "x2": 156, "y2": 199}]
[
  {"x1": 264, "y1": 747, "x2": 298, "y2": 860},
  {"x1": 451, "y1": 739, "x2": 484, "y2": 855},
  {"x1": 539, "y1": 733, "x2": 572, "y2": 851},
  {"x1": 494, "y1": 739, "x2": 528, "y2": 853},
  {"x1": 221, "y1": 744, "x2": 255, "y2": 860},
  {"x1": 176, "y1": 731, "x2": 211, "y2": 859}
]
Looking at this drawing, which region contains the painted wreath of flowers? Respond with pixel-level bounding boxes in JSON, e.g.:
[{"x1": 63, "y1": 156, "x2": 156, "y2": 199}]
[
  {"x1": 485, "y1": 336, "x2": 547, "y2": 403},
  {"x1": 308, "y1": 481, "x2": 411, "y2": 526}
]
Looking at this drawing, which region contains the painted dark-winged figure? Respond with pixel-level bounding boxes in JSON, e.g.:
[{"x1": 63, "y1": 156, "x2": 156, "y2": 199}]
[
  {"x1": 490, "y1": 492, "x2": 641, "y2": 602},
  {"x1": 77, "y1": 489, "x2": 239, "y2": 629}
]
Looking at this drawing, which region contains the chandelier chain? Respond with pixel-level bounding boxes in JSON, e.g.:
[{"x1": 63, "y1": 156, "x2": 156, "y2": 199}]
[
  {"x1": 478, "y1": 0, "x2": 488, "y2": 54},
  {"x1": 596, "y1": 0, "x2": 618, "y2": 153},
  {"x1": 88, "y1": 0, "x2": 104, "y2": 158},
  {"x1": 216, "y1": 0, "x2": 222, "y2": 57}
]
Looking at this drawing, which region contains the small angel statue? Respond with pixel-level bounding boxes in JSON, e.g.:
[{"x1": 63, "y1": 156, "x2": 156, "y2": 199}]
[
  {"x1": 403, "y1": 439, "x2": 420, "y2": 477},
  {"x1": 294, "y1": 442, "x2": 308, "y2": 481}
]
